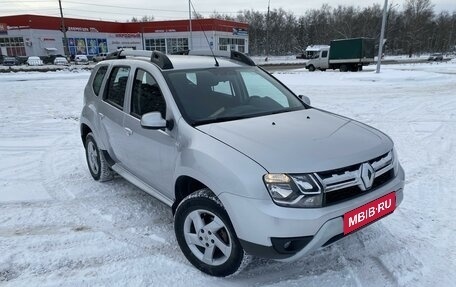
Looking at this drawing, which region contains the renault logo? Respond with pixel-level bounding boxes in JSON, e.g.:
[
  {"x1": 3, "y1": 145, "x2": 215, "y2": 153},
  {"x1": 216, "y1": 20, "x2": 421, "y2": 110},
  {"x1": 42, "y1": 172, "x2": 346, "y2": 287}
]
[{"x1": 360, "y1": 163, "x2": 375, "y2": 190}]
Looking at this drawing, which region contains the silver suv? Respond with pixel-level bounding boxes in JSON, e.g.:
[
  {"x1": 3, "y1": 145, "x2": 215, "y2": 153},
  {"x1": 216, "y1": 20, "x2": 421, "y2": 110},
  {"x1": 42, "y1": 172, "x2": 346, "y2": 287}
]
[{"x1": 80, "y1": 50, "x2": 405, "y2": 277}]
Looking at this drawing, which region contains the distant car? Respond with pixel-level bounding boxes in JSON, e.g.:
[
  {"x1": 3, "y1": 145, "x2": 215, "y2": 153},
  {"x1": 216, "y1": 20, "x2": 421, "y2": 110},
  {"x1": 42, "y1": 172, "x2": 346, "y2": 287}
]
[
  {"x1": 53, "y1": 57, "x2": 69, "y2": 65},
  {"x1": 428, "y1": 53, "x2": 444, "y2": 61},
  {"x1": 26, "y1": 56, "x2": 43, "y2": 66},
  {"x1": 2, "y1": 56, "x2": 18, "y2": 66},
  {"x1": 75, "y1": 55, "x2": 89, "y2": 65},
  {"x1": 93, "y1": 53, "x2": 108, "y2": 62},
  {"x1": 43, "y1": 54, "x2": 65, "y2": 64}
]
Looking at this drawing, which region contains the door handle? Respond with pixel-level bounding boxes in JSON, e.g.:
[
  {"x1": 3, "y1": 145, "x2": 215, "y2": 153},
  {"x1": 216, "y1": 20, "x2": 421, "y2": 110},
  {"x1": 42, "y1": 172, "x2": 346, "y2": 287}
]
[
  {"x1": 98, "y1": 112, "x2": 105, "y2": 119},
  {"x1": 124, "y1": 127, "x2": 133, "y2": 136}
]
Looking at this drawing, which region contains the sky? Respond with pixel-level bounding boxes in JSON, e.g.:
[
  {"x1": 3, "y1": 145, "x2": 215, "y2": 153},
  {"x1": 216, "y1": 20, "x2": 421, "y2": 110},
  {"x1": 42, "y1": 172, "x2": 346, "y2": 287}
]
[{"x1": 1, "y1": 0, "x2": 455, "y2": 22}]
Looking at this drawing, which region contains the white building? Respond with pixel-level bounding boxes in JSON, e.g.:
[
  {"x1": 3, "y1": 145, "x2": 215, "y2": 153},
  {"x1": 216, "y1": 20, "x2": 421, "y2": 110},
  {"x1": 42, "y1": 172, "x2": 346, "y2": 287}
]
[{"x1": 0, "y1": 15, "x2": 249, "y2": 57}]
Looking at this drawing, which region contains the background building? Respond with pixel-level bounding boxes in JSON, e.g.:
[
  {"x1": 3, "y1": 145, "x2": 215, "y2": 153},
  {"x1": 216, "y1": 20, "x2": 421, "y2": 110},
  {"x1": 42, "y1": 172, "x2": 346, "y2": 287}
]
[{"x1": 0, "y1": 15, "x2": 248, "y2": 57}]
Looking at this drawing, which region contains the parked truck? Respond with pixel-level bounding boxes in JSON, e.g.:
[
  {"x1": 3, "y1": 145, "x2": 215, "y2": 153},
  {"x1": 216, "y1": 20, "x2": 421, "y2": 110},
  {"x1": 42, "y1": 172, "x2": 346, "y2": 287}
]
[{"x1": 305, "y1": 38, "x2": 375, "y2": 72}]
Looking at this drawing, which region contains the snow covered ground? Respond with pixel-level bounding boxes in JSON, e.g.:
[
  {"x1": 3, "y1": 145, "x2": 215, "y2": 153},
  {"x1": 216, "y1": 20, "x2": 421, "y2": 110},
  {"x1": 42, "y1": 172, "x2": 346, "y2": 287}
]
[{"x1": 0, "y1": 61, "x2": 455, "y2": 286}]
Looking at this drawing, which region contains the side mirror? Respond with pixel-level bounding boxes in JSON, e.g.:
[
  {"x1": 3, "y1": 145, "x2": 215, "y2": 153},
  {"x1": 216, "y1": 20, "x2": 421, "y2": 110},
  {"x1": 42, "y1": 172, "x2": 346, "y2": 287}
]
[
  {"x1": 140, "y1": 112, "x2": 167, "y2": 129},
  {"x1": 299, "y1": 95, "x2": 311, "y2": 106}
]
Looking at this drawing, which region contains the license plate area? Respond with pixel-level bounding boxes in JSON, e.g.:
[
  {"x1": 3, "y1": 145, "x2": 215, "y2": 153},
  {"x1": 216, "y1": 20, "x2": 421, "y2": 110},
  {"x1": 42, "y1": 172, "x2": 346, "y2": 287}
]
[{"x1": 343, "y1": 192, "x2": 396, "y2": 235}]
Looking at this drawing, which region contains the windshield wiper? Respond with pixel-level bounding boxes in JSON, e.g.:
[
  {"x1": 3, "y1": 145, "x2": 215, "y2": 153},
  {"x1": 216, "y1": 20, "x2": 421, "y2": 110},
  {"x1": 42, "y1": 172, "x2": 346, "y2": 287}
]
[{"x1": 193, "y1": 115, "x2": 251, "y2": 126}]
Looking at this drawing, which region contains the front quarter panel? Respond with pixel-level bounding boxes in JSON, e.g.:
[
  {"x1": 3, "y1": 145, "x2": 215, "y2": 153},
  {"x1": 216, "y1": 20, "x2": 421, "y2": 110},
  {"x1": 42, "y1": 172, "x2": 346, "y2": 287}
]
[{"x1": 174, "y1": 119, "x2": 270, "y2": 200}]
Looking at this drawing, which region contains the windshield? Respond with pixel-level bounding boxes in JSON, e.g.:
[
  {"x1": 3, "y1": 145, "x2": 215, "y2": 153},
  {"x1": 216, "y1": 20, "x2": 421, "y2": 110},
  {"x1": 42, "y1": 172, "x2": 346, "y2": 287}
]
[{"x1": 164, "y1": 67, "x2": 304, "y2": 125}]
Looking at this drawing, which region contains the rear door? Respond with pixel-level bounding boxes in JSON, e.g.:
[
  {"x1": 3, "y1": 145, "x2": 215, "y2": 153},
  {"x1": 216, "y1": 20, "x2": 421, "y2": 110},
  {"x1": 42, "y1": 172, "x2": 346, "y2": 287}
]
[{"x1": 97, "y1": 65, "x2": 131, "y2": 161}]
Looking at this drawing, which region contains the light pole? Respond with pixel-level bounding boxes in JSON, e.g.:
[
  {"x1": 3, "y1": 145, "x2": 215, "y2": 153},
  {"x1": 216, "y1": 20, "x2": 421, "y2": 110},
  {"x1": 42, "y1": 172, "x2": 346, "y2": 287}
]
[
  {"x1": 376, "y1": 0, "x2": 388, "y2": 73},
  {"x1": 189, "y1": 0, "x2": 193, "y2": 50},
  {"x1": 58, "y1": 0, "x2": 69, "y2": 57},
  {"x1": 265, "y1": 0, "x2": 270, "y2": 61}
]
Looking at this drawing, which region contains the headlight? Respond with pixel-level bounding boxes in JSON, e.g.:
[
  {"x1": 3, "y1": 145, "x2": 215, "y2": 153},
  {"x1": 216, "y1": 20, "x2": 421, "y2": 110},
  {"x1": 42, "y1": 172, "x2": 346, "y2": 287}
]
[{"x1": 263, "y1": 173, "x2": 322, "y2": 208}]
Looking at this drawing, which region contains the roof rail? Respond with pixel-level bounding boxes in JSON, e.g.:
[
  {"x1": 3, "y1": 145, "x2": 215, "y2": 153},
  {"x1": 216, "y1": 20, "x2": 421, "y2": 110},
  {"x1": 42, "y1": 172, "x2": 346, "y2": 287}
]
[
  {"x1": 188, "y1": 49, "x2": 256, "y2": 66},
  {"x1": 171, "y1": 50, "x2": 190, "y2": 55},
  {"x1": 106, "y1": 50, "x2": 125, "y2": 60},
  {"x1": 151, "y1": 51, "x2": 173, "y2": 70},
  {"x1": 230, "y1": 51, "x2": 255, "y2": 66}
]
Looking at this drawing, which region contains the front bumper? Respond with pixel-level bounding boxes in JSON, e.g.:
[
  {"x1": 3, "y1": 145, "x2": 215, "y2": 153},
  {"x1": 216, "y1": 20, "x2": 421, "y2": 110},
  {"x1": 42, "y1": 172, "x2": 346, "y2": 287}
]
[{"x1": 219, "y1": 165, "x2": 405, "y2": 261}]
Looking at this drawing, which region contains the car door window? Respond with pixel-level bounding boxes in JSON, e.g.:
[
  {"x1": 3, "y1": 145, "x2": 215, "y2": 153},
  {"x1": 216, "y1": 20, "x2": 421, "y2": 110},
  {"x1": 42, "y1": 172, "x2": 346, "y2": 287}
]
[
  {"x1": 104, "y1": 66, "x2": 130, "y2": 110},
  {"x1": 92, "y1": 66, "x2": 108, "y2": 96},
  {"x1": 130, "y1": 69, "x2": 166, "y2": 119},
  {"x1": 321, "y1": 51, "x2": 328, "y2": 58}
]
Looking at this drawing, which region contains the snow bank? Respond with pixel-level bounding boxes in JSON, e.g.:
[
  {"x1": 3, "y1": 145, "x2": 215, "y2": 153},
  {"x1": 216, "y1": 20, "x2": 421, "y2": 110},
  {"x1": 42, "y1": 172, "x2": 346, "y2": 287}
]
[{"x1": 0, "y1": 61, "x2": 455, "y2": 286}]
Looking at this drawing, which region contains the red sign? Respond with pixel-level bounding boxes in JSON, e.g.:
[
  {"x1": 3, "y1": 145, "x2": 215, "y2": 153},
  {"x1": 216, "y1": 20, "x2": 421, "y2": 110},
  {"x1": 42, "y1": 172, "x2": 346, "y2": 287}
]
[{"x1": 344, "y1": 192, "x2": 396, "y2": 235}]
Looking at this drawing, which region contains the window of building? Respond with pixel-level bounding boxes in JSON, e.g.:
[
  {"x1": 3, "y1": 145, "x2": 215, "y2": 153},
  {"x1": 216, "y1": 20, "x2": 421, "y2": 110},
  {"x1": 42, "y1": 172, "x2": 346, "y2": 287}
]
[
  {"x1": 145, "y1": 38, "x2": 166, "y2": 53},
  {"x1": 131, "y1": 69, "x2": 166, "y2": 119},
  {"x1": 67, "y1": 38, "x2": 107, "y2": 56},
  {"x1": 145, "y1": 38, "x2": 188, "y2": 54},
  {"x1": 0, "y1": 37, "x2": 26, "y2": 56},
  {"x1": 92, "y1": 66, "x2": 108, "y2": 96},
  {"x1": 104, "y1": 66, "x2": 130, "y2": 110},
  {"x1": 166, "y1": 38, "x2": 188, "y2": 54},
  {"x1": 218, "y1": 38, "x2": 245, "y2": 52}
]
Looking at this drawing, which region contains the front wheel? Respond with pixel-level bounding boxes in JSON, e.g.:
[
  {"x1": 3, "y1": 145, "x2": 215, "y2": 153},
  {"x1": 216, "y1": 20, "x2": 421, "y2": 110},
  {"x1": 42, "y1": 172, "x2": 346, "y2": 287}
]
[
  {"x1": 308, "y1": 65, "x2": 316, "y2": 72},
  {"x1": 174, "y1": 189, "x2": 246, "y2": 277}
]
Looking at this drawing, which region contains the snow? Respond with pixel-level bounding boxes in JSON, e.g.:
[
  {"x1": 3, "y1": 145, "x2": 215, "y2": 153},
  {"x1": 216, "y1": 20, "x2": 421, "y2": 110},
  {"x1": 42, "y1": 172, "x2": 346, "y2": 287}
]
[{"x1": 0, "y1": 61, "x2": 455, "y2": 286}]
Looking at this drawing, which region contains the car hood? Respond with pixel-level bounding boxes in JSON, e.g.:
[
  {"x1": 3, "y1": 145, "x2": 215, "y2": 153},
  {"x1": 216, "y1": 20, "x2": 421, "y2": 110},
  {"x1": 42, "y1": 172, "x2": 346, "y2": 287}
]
[{"x1": 196, "y1": 109, "x2": 393, "y2": 173}]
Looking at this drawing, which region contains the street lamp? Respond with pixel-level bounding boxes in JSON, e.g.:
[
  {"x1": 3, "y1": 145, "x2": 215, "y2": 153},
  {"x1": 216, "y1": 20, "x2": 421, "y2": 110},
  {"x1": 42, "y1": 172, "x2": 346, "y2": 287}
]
[{"x1": 376, "y1": 0, "x2": 388, "y2": 73}]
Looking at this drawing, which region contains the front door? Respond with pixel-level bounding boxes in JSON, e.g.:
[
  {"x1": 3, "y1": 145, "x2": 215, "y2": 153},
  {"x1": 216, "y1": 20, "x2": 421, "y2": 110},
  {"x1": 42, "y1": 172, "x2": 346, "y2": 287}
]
[{"x1": 120, "y1": 67, "x2": 178, "y2": 197}]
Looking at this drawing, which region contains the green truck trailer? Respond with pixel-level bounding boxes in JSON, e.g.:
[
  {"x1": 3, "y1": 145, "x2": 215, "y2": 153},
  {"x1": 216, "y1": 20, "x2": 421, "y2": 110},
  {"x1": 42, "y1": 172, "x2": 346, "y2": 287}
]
[{"x1": 305, "y1": 38, "x2": 375, "y2": 72}]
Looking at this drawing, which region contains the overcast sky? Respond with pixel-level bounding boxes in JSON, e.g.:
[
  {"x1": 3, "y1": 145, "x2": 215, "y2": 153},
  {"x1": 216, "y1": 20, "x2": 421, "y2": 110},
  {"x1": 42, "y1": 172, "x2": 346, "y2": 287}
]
[{"x1": 1, "y1": 0, "x2": 455, "y2": 22}]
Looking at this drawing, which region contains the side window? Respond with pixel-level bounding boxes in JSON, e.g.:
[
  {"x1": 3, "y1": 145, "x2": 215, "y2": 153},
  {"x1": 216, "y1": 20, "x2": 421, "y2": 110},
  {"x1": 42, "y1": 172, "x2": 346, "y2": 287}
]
[
  {"x1": 130, "y1": 69, "x2": 166, "y2": 119},
  {"x1": 92, "y1": 66, "x2": 108, "y2": 96},
  {"x1": 321, "y1": 50, "x2": 328, "y2": 58},
  {"x1": 104, "y1": 66, "x2": 130, "y2": 110}
]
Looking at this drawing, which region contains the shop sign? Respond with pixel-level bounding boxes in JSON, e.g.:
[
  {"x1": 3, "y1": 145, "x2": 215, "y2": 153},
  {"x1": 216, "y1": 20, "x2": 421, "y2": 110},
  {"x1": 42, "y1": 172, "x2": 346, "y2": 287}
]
[
  {"x1": 114, "y1": 33, "x2": 141, "y2": 38},
  {"x1": 233, "y1": 28, "x2": 248, "y2": 36}
]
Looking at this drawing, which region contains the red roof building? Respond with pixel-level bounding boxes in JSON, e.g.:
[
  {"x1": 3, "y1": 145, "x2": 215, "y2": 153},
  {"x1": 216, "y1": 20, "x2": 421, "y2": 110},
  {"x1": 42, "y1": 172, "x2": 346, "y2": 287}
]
[{"x1": 0, "y1": 14, "x2": 249, "y2": 57}]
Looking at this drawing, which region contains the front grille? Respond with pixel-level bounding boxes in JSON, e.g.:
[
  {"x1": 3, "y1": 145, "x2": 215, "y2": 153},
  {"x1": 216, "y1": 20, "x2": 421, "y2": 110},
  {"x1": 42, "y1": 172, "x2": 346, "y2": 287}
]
[{"x1": 316, "y1": 151, "x2": 396, "y2": 206}]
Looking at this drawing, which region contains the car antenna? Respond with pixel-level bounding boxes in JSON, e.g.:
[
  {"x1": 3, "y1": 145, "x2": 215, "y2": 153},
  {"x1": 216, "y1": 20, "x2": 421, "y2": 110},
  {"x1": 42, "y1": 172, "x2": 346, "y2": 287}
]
[{"x1": 189, "y1": 1, "x2": 219, "y2": 67}]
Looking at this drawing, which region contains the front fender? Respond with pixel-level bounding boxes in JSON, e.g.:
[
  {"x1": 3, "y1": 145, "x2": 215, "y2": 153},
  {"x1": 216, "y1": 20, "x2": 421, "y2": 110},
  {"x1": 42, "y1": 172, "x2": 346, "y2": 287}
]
[{"x1": 174, "y1": 120, "x2": 270, "y2": 200}]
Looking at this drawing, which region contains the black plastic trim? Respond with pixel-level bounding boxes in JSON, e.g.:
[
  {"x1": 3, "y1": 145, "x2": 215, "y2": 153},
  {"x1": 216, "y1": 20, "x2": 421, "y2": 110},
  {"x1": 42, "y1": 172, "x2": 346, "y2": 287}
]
[
  {"x1": 230, "y1": 51, "x2": 256, "y2": 66},
  {"x1": 151, "y1": 51, "x2": 173, "y2": 70},
  {"x1": 239, "y1": 235, "x2": 313, "y2": 259},
  {"x1": 101, "y1": 150, "x2": 116, "y2": 167},
  {"x1": 239, "y1": 239, "x2": 292, "y2": 259}
]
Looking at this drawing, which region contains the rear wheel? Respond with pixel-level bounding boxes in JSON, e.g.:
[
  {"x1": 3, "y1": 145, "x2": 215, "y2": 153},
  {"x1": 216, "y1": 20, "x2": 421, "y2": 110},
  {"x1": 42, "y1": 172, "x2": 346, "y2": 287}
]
[
  {"x1": 85, "y1": 133, "x2": 113, "y2": 181},
  {"x1": 340, "y1": 64, "x2": 348, "y2": 72},
  {"x1": 174, "y1": 189, "x2": 246, "y2": 277}
]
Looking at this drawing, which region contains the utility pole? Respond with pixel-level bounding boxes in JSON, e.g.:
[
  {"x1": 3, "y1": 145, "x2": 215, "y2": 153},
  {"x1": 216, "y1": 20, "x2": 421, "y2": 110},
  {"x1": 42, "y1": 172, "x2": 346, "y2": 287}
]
[
  {"x1": 376, "y1": 0, "x2": 388, "y2": 73},
  {"x1": 58, "y1": 0, "x2": 69, "y2": 57},
  {"x1": 189, "y1": 0, "x2": 193, "y2": 50},
  {"x1": 265, "y1": 0, "x2": 270, "y2": 61}
]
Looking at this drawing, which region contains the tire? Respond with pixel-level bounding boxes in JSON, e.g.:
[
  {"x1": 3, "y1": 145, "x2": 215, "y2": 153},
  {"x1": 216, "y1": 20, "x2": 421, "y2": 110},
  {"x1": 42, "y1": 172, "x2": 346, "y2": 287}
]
[
  {"x1": 85, "y1": 132, "x2": 113, "y2": 181},
  {"x1": 308, "y1": 65, "x2": 316, "y2": 72},
  {"x1": 320, "y1": 68, "x2": 326, "y2": 72},
  {"x1": 340, "y1": 64, "x2": 348, "y2": 72},
  {"x1": 174, "y1": 189, "x2": 246, "y2": 277}
]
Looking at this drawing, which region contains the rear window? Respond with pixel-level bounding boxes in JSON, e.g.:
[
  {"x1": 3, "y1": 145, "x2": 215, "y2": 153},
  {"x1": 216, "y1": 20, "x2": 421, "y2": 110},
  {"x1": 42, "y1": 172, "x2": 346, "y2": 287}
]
[{"x1": 92, "y1": 66, "x2": 108, "y2": 96}]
